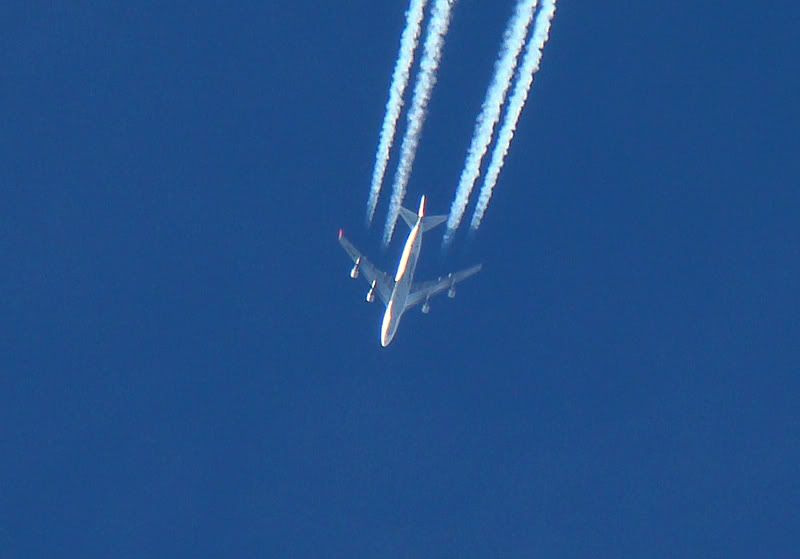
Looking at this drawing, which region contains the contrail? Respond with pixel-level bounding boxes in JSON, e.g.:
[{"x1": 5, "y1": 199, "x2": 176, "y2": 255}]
[
  {"x1": 383, "y1": 0, "x2": 456, "y2": 246},
  {"x1": 470, "y1": 0, "x2": 557, "y2": 231},
  {"x1": 366, "y1": 0, "x2": 429, "y2": 225},
  {"x1": 443, "y1": 0, "x2": 538, "y2": 247}
]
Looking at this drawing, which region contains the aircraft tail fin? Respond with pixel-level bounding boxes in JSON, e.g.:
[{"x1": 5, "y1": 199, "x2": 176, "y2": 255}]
[{"x1": 399, "y1": 195, "x2": 447, "y2": 231}]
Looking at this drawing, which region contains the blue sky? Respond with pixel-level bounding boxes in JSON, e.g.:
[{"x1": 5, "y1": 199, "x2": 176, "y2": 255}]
[{"x1": 2, "y1": 1, "x2": 798, "y2": 557}]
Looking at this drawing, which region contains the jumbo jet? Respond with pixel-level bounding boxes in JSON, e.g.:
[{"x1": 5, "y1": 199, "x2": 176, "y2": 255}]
[{"x1": 338, "y1": 195, "x2": 482, "y2": 346}]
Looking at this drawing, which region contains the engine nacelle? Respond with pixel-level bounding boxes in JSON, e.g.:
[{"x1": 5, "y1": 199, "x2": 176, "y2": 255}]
[
  {"x1": 350, "y1": 257, "x2": 361, "y2": 279},
  {"x1": 447, "y1": 285, "x2": 456, "y2": 298},
  {"x1": 421, "y1": 300, "x2": 430, "y2": 314},
  {"x1": 366, "y1": 280, "x2": 377, "y2": 303}
]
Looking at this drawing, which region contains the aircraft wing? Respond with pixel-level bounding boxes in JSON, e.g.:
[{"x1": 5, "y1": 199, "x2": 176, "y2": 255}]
[
  {"x1": 338, "y1": 230, "x2": 393, "y2": 306},
  {"x1": 405, "y1": 264, "x2": 483, "y2": 310}
]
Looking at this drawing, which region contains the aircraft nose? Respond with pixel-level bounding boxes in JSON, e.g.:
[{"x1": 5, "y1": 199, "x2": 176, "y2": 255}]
[{"x1": 381, "y1": 302, "x2": 394, "y2": 347}]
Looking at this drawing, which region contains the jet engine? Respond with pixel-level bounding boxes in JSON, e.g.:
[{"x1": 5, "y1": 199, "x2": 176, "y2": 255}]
[
  {"x1": 447, "y1": 285, "x2": 456, "y2": 298},
  {"x1": 421, "y1": 300, "x2": 430, "y2": 314},
  {"x1": 350, "y1": 257, "x2": 361, "y2": 279},
  {"x1": 366, "y1": 280, "x2": 377, "y2": 303}
]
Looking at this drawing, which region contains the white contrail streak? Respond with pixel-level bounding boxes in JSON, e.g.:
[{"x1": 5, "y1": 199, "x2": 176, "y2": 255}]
[
  {"x1": 366, "y1": 0, "x2": 428, "y2": 225},
  {"x1": 383, "y1": 0, "x2": 455, "y2": 246},
  {"x1": 443, "y1": 0, "x2": 538, "y2": 247},
  {"x1": 470, "y1": 0, "x2": 557, "y2": 231}
]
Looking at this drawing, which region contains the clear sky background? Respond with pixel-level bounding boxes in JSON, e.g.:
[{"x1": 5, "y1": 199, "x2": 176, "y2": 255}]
[{"x1": 3, "y1": 1, "x2": 798, "y2": 557}]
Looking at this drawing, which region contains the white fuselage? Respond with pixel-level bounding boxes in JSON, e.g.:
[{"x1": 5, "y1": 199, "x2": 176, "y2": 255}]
[{"x1": 380, "y1": 218, "x2": 423, "y2": 346}]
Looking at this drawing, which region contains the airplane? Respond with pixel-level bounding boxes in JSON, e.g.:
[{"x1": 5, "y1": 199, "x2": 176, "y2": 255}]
[{"x1": 338, "y1": 195, "x2": 482, "y2": 346}]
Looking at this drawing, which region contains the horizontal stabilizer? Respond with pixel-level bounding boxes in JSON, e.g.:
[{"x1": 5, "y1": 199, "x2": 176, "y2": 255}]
[
  {"x1": 399, "y1": 195, "x2": 446, "y2": 231},
  {"x1": 399, "y1": 206, "x2": 418, "y2": 229},
  {"x1": 421, "y1": 214, "x2": 447, "y2": 232}
]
